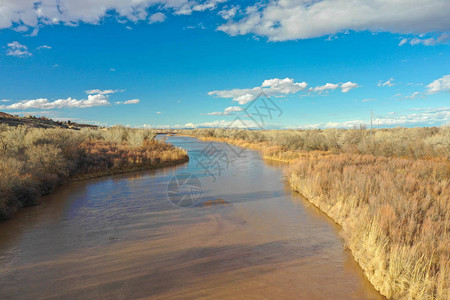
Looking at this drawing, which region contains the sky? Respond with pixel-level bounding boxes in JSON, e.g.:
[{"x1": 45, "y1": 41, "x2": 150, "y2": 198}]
[{"x1": 0, "y1": 0, "x2": 449, "y2": 129}]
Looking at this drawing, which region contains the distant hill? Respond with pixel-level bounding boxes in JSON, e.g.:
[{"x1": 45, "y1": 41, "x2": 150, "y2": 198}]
[
  {"x1": 0, "y1": 112, "x2": 99, "y2": 130},
  {"x1": 0, "y1": 112, "x2": 16, "y2": 118}
]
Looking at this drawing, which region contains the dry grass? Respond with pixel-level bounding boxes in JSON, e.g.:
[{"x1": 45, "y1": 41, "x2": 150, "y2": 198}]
[
  {"x1": 289, "y1": 154, "x2": 449, "y2": 299},
  {"x1": 0, "y1": 125, "x2": 188, "y2": 219},
  {"x1": 183, "y1": 127, "x2": 450, "y2": 299},
  {"x1": 182, "y1": 127, "x2": 449, "y2": 159}
]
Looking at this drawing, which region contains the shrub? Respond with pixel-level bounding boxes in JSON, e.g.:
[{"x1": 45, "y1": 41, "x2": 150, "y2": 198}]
[
  {"x1": 181, "y1": 127, "x2": 449, "y2": 159},
  {"x1": 0, "y1": 126, "x2": 187, "y2": 220}
]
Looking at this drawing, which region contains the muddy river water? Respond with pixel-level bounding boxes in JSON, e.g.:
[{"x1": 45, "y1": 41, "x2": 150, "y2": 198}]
[{"x1": 0, "y1": 136, "x2": 383, "y2": 299}]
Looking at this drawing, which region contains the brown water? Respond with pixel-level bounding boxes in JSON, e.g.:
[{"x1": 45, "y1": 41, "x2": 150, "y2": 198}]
[{"x1": 0, "y1": 136, "x2": 383, "y2": 299}]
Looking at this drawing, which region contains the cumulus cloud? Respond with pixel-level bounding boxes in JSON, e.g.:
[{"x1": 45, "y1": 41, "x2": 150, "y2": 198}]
[
  {"x1": 37, "y1": 45, "x2": 51, "y2": 50},
  {"x1": 85, "y1": 89, "x2": 119, "y2": 95},
  {"x1": 191, "y1": 0, "x2": 227, "y2": 13},
  {"x1": 378, "y1": 78, "x2": 395, "y2": 87},
  {"x1": 149, "y1": 12, "x2": 166, "y2": 24},
  {"x1": 300, "y1": 107, "x2": 450, "y2": 129},
  {"x1": 312, "y1": 82, "x2": 358, "y2": 93},
  {"x1": 206, "y1": 106, "x2": 244, "y2": 115},
  {"x1": 262, "y1": 78, "x2": 308, "y2": 94},
  {"x1": 140, "y1": 120, "x2": 246, "y2": 129},
  {"x1": 399, "y1": 33, "x2": 450, "y2": 46},
  {"x1": 209, "y1": 78, "x2": 358, "y2": 104},
  {"x1": 182, "y1": 118, "x2": 259, "y2": 128},
  {"x1": 218, "y1": 0, "x2": 450, "y2": 41},
  {"x1": 405, "y1": 91, "x2": 423, "y2": 99},
  {"x1": 394, "y1": 75, "x2": 449, "y2": 100},
  {"x1": 0, "y1": 94, "x2": 110, "y2": 110},
  {"x1": 0, "y1": 0, "x2": 227, "y2": 31},
  {"x1": 123, "y1": 99, "x2": 139, "y2": 104},
  {"x1": 6, "y1": 41, "x2": 31, "y2": 57},
  {"x1": 313, "y1": 83, "x2": 339, "y2": 92},
  {"x1": 209, "y1": 77, "x2": 308, "y2": 104},
  {"x1": 219, "y1": 5, "x2": 239, "y2": 20},
  {"x1": 1, "y1": 89, "x2": 141, "y2": 109},
  {"x1": 427, "y1": 75, "x2": 450, "y2": 94},
  {"x1": 115, "y1": 99, "x2": 140, "y2": 104},
  {"x1": 341, "y1": 82, "x2": 359, "y2": 93},
  {"x1": 2, "y1": 0, "x2": 449, "y2": 43}
]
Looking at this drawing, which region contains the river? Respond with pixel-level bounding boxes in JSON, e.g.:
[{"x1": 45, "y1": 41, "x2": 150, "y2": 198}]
[{"x1": 0, "y1": 136, "x2": 383, "y2": 299}]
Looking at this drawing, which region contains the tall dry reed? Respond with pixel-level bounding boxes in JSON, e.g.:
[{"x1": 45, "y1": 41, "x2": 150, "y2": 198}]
[
  {"x1": 0, "y1": 125, "x2": 188, "y2": 219},
  {"x1": 289, "y1": 154, "x2": 449, "y2": 299},
  {"x1": 183, "y1": 127, "x2": 449, "y2": 299}
]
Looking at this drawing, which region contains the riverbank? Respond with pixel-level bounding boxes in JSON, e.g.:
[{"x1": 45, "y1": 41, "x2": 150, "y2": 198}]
[
  {"x1": 181, "y1": 128, "x2": 449, "y2": 300},
  {"x1": 0, "y1": 134, "x2": 384, "y2": 299},
  {"x1": 0, "y1": 126, "x2": 188, "y2": 220}
]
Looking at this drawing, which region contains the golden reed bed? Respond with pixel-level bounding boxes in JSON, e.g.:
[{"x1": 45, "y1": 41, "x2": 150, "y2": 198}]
[
  {"x1": 0, "y1": 126, "x2": 188, "y2": 220},
  {"x1": 185, "y1": 128, "x2": 449, "y2": 300}
]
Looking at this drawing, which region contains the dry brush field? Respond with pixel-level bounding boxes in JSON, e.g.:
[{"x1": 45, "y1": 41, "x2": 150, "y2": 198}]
[
  {"x1": 0, "y1": 125, "x2": 188, "y2": 220},
  {"x1": 183, "y1": 127, "x2": 449, "y2": 300}
]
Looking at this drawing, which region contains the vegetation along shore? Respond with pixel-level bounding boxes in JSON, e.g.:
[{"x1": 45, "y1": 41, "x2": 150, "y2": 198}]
[
  {"x1": 181, "y1": 127, "x2": 449, "y2": 300},
  {"x1": 0, "y1": 124, "x2": 188, "y2": 220}
]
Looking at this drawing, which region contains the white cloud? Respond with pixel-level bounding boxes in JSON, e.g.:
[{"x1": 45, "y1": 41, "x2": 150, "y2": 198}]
[
  {"x1": 0, "y1": 94, "x2": 110, "y2": 110},
  {"x1": 310, "y1": 82, "x2": 359, "y2": 93},
  {"x1": 149, "y1": 12, "x2": 166, "y2": 24},
  {"x1": 299, "y1": 107, "x2": 450, "y2": 128},
  {"x1": 184, "y1": 23, "x2": 206, "y2": 30},
  {"x1": 219, "y1": 6, "x2": 239, "y2": 20},
  {"x1": 209, "y1": 78, "x2": 357, "y2": 104},
  {"x1": 209, "y1": 77, "x2": 308, "y2": 104},
  {"x1": 143, "y1": 116, "x2": 262, "y2": 129},
  {"x1": 206, "y1": 106, "x2": 244, "y2": 115},
  {"x1": 399, "y1": 33, "x2": 450, "y2": 46},
  {"x1": 192, "y1": 0, "x2": 226, "y2": 12},
  {"x1": 262, "y1": 78, "x2": 308, "y2": 94},
  {"x1": 156, "y1": 111, "x2": 162, "y2": 114},
  {"x1": 182, "y1": 118, "x2": 259, "y2": 128},
  {"x1": 399, "y1": 38, "x2": 408, "y2": 46},
  {"x1": 405, "y1": 91, "x2": 422, "y2": 99},
  {"x1": 340, "y1": 82, "x2": 359, "y2": 93},
  {"x1": 362, "y1": 98, "x2": 376, "y2": 102},
  {"x1": 13, "y1": 25, "x2": 29, "y2": 32},
  {"x1": 6, "y1": 41, "x2": 31, "y2": 57},
  {"x1": 0, "y1": 0, "x2": 227, "y2": 31},
  {"x1": 85, "y1": 89, "x2": 119, "y2": 95},
  {"x1": 378, "y1": 78, "x2": 395, "y2": 87},
  {"x1": 224, "y1": 106, "x2": 243, "y2": 113},
  {"x1": 2, "y1": 0, "x2": 449, "y2": 44},
  {"x1": 218, "y1": 0, "x2": 450, "y2": 41},
  {"x1": 123, "y1": 99, "x2": 140, "y2": 104},
  {"x1": 115, "y1": 99, "x2": 140, "y2": 104},
  {"x1": 37, "y1": 45, "x2": 51, "y2": 50},
  {"x1": 313, "y1": 83, "x2": 339, "y2": 92},
  {"x1": 426, "y1": 75, "x2": 450, "y2": 94}
]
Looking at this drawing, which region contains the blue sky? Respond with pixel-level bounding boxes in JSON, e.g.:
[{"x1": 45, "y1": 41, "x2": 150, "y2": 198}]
[{"x1": 0, "y1": 0, "x2": 449, "y2": 129}]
